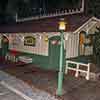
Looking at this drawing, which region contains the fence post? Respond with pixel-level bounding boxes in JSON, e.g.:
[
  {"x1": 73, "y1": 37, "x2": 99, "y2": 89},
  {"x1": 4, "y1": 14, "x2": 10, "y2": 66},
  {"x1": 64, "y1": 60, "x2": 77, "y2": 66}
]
[
  {"x1": 86, "y1": 63, "x2": 90, "y2": 80},
  {"x1": 75, "y1": 63, "x2": 79, "y2": 77}
]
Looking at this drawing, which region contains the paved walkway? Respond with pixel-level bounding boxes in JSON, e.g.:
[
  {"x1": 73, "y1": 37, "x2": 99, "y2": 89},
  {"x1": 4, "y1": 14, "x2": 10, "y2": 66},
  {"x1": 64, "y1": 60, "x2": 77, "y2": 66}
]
[
  {"x1": 1, "y1": 64, "x2": 100, "y2": 100},
  {"x1": 0, "y1": 84, "x2": 25, "y2": 100},
  {"x1": 0, "y1": 71, "x2": 58, "y2": 100}
]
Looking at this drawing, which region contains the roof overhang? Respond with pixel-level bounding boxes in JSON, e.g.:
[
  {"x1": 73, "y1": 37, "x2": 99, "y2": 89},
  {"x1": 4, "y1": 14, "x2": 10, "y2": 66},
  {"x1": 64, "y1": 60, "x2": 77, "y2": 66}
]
[{"x1": 73, "y1": 17, "x2": 100, "y2": 34}]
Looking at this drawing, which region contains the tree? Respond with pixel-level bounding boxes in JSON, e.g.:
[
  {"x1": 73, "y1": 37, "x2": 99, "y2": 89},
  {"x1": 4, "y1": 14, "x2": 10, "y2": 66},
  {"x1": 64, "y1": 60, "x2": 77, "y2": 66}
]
[
  {"x1": 86, "y1": 0, "x2": 100, "y2": 18},
  {"x1": 0, "y1": 0, "x2": 8, "y2": 24},
  {"x1": 93, "y1": 27, "x2": 100, "y2": 67}
]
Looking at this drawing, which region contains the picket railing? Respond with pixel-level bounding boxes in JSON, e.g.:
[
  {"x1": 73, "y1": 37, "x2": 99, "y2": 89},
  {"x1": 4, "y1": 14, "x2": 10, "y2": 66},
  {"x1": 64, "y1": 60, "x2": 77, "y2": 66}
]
[{"x1": 65, "y1": 60, "x2": 91, "y2": 80}]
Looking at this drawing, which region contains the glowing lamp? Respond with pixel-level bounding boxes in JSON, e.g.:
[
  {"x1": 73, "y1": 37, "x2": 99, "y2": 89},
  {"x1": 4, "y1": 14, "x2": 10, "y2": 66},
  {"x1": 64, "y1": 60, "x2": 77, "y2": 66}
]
[
  {"x1": 44, "y1": 35, "x2": 48, "y2": 42},
  {"x1": 57, "y1": 18, "x2": 67, "y2": 96},
  {"x1": 59, "y1": 18, "x2": 66, "y2": 31}
]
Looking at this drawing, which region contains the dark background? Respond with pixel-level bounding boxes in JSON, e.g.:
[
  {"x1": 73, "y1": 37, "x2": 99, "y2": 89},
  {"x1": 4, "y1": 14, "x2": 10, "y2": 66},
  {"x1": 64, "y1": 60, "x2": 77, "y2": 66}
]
[{"x1": 0, "y1": 0, "x2": 100, "y2": 24}]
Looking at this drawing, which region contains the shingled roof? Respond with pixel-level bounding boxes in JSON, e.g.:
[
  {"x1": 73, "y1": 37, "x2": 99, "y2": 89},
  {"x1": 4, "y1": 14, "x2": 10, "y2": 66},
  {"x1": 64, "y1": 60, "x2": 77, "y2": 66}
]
[{"x1": 0, "y1": 14, "x2": 91, "y2": 33}]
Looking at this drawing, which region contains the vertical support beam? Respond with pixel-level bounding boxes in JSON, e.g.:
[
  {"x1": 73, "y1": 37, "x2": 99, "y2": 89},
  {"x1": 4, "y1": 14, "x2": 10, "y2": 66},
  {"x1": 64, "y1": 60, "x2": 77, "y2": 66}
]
[
  {"x1": 75, "y1": 63, "x2": 79, "y2": 77},
  {"x1": 57, "y1": 31, "x2": 64, "y2": 96},
  {"x1": 65, "y1": 61, "x2": 68, "y2": 74},
  {"x1": 78, "y1": 32, "x2": 80, "y2": 56},
  {"x1": 81, "y1": 0, "x2": 85, "y2": 12},
  {"x1": 86, "y1": 63, "x2": 90, "y2": 80}
]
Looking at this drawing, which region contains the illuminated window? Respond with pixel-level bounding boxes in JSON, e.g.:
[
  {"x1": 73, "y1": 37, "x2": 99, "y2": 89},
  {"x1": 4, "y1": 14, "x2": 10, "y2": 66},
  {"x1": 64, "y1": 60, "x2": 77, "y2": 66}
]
[{"x1": 24, "y1": 36, "x2": 36, "y2": 46}]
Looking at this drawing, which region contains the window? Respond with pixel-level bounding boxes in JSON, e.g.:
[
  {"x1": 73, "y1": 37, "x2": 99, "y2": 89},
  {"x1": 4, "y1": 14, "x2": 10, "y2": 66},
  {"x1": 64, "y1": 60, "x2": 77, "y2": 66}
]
[{"x1": 24, "y1": 36, "x2": 36, "y2": 46}]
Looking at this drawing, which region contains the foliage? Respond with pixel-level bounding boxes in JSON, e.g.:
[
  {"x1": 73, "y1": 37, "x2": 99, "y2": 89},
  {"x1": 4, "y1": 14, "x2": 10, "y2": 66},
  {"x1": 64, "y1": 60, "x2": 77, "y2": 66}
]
[
  {"x1": 0, "y1": 0, "x2": 8, "y2": 24},
  {"x1": 86, "y1": 0, "x2": 100, "y2": 18},
  {"x1": 93, "y1": 27, "x2": 100, "y2": 66}
]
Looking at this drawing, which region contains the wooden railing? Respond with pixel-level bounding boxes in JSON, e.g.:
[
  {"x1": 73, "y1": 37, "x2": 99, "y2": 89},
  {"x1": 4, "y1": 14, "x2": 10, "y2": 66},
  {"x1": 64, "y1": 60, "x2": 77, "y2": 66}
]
[{"x1": 65, "y1": 60, "x2": 91, "y2": 80}]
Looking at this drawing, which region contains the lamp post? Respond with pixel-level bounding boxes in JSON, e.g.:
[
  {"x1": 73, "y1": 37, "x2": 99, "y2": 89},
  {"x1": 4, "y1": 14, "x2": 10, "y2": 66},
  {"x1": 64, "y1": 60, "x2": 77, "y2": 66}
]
[{"x1": 57, "y1": 18, "x2": 66, "y2": 96}]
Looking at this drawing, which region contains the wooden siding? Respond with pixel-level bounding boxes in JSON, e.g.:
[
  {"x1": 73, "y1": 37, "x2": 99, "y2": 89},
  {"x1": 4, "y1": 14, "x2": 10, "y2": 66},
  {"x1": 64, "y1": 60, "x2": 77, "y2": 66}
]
[
  {"x1": 0, "y1": 33, "x2": 60, "y2": 56},
  {"x1": 65, "y1": 33, "x2": 78, "y2": 58}
]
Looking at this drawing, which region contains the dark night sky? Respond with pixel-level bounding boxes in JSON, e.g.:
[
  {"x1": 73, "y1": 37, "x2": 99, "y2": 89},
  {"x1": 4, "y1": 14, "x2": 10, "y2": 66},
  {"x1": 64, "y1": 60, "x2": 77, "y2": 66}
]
[
  {"x1": 0, "y1": 0, "x2": 81, "y2": 12},
  {"x1": 0, "y1": 0, "x2": 81, "y2": 24},
  {"x1": 16, "y1": 0, "x2": 81, "y2": 18},
  {"x1": 0, "y1": 0, "x2": 100, "y2": 24}
]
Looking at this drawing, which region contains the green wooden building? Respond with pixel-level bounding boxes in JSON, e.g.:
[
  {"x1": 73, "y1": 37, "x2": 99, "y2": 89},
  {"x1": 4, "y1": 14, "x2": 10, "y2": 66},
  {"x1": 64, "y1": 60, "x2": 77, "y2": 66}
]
[{"x1": 0, "y1": 14, "x2": 100, "y2": 71}]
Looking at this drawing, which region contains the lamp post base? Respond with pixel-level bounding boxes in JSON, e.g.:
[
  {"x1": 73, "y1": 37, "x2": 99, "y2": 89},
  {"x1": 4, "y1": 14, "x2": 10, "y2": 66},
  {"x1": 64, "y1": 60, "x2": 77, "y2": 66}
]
[
  {"x1": 56, "y1": 71, "x2": 65, "y2": 96},
  {"x1": 56, "y1": 89, "x2": 66, "y2": 96}
]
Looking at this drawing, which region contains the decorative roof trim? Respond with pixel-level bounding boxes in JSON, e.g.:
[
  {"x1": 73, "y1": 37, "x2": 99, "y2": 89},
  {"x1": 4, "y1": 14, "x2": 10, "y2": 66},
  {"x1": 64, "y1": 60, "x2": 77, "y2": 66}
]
[
  {"x1": 73, "y1": 17, "x2": 100, "y2": 33},
  {"x1": 16, "y1": 0, "x2": 85, "y2": 22}
]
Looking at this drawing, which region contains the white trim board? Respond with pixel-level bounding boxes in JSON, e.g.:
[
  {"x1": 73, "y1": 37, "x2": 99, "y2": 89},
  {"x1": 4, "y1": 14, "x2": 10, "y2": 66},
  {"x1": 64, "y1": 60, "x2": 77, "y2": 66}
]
[{"x1": 73, "y1": 17, "x2": 100, "y2": 34}]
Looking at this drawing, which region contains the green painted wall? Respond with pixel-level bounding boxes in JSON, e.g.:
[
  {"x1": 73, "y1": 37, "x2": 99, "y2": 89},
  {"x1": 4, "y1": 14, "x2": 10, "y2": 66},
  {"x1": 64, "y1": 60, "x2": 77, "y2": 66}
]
[
  {"x1": 0, "y1": 48, "x2": 2, "y2": 56},
  {"x1": 15, "y1": 36, "x2": 66, "y2": 70},
  {"x1": 49, "y1": 36, "x2": 61, "y2": 70},
  {"x1": 1, "y1": 36, "x2": 9, "y2": 57},
  {"x1": 16, "y1": 52, "x2": 49, "y2": 69},
  {"x1": 1, "y1": 35, "x2": 66, "y2": 71}
]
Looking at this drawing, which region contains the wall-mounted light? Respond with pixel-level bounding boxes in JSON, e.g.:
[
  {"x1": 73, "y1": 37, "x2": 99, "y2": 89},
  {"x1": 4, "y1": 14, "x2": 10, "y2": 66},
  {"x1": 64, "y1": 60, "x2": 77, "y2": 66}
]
[{"x1": 44, "y1": 35, "x2": 48, "y2": 42}]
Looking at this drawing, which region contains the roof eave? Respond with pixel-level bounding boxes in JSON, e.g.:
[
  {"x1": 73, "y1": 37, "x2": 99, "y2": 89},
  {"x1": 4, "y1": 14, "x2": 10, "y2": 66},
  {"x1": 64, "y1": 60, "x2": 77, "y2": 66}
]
[{"x1": 73, "y1": 16, "x2": 100, "y2": 34}]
